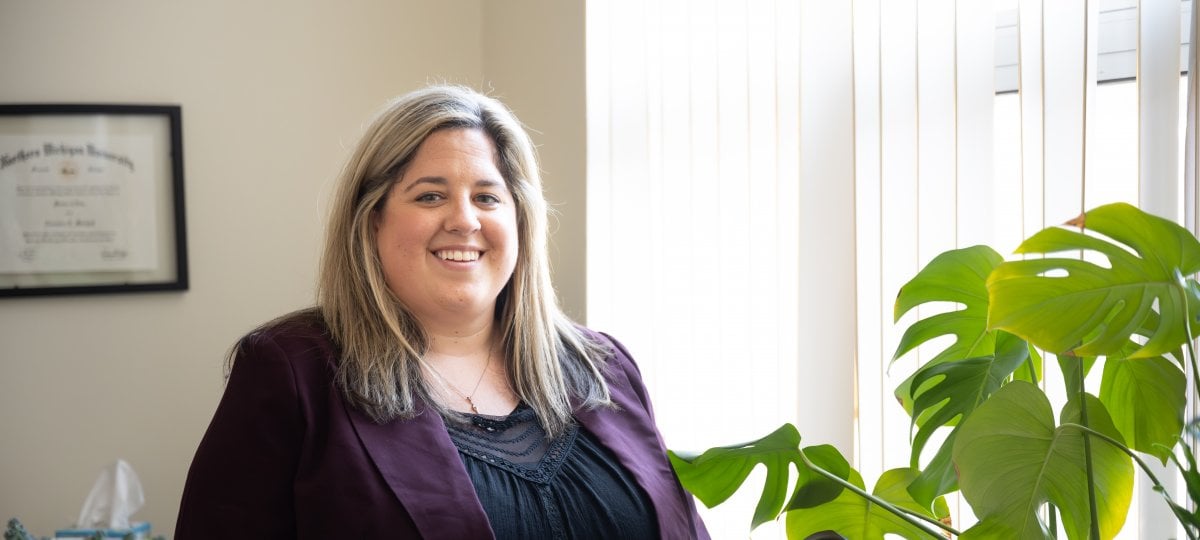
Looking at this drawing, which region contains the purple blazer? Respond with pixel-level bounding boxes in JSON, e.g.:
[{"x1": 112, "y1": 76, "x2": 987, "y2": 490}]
[{"x1": 175, "y1": 314, "x2": 709, "y2": 539}]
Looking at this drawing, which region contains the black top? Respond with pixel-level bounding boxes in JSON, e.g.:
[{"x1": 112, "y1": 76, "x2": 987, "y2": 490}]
[{"x1": 446, "y1": 403, "x2": 660, "y2": 540}]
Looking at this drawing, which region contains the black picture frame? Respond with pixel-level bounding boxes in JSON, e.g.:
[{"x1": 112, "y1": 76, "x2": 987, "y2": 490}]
[{"x1": 0, "y1": 104, "x2": 187, "y2": 297}]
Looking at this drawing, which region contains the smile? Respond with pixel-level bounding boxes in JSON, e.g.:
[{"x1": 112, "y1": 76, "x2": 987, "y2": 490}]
[{"x1": 435, "y1": 249, "x2": 481, "y2": 262}]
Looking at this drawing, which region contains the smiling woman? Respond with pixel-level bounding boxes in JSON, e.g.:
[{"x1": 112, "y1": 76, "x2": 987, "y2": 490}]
[{"x1": 173, "y1": 85, "x2": 709, "y2": 539}]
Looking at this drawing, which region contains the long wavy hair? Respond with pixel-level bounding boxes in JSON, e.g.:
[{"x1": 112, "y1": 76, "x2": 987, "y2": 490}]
[{"x1": 314, "y1": 85, "x2": 611, "y2": 436}]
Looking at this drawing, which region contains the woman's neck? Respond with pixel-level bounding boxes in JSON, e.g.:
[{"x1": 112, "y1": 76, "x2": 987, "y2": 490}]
[
  {"x1": 420, "y1": 315, "x2": 497, "y2": 358},
  {"x1": 418, "y1": 314, "x2": 516, "y2": 415}
]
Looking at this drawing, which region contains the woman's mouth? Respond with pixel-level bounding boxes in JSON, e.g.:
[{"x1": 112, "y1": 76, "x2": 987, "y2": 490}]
[{"x1": 434, "y1": 249, "x2": 481, "y2": 262}]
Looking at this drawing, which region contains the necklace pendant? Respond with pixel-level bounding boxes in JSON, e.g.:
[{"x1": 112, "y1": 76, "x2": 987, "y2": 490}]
[{"x1": 466, "y1": 396, "x2": 479, "y2": 414}]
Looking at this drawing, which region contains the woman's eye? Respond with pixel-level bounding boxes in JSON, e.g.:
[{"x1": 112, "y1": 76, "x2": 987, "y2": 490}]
[
  {"x1": 475, "y1": 193, "x2": 502, "y2": 205},
  {"x1": 415, "y1": 193, "x2": 444, "y2": 203}
]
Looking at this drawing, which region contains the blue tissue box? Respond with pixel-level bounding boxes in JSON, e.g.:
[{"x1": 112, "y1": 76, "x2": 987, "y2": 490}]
[{"x1": 54, "y1": 521, "x2": 150, "y2": 539}]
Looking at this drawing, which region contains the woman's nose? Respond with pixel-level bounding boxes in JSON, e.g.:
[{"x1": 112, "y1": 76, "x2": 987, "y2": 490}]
[{"x1": 444, "y1": 198, "x2": 481, "y2": 234}]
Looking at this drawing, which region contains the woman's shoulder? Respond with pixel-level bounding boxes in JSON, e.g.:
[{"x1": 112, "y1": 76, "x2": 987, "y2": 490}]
[
  {"x1": 570, "y1": 325, "x2": 645, "y2": 376},
  {"x1": 571, "y1": 325, "x2": 623, "y2": 357},
  {"x1": 232, "y1": 308, "x2": 338, "y2": 368},
  {"x1": 246, "y1": 307, "x2": 328, "y2": 337}
]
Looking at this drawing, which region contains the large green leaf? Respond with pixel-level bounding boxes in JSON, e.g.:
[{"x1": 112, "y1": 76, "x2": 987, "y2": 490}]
[
  {"x1": 1099, "y1": 348, "x2": 1185, "y2": 464},
  {"x1": 954, "y1": 382, "x2": 1133, "y2": 539},
  {"x1": 987, "y1": 202, "x2": 1200, "y2": 359},
  {"x1": 908, "y1": 330, "x2": 1028, "y2": 464},
  {"x1": 786, "y1": 468, "x2": 949, "y2": 540},
  {"x1": 892, "y1": 245, "x2": 1005, "y2": 409},
  {"x1": 788, "y1": 445, "x2": 854, "y2": 510},
  {"x1": 893, "y1": 245, "x2": 1005, "y2": 361},
  {"x1": 904, "y1": 331, "x2": 1028, "y2": 509},
  {"x1": 906, "y1": 429, "x2": 958, "y2": 511},
  {"x1": 668, "y1": 424, "x2": 849, "y2": 530}
]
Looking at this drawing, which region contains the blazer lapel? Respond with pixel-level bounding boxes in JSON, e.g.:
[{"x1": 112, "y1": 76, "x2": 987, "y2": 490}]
[
  {"x1": 575, "y1": 363, "x2": 695, "y2": 539},
  {"x1": 346, "y1": 401, "x2": 494, "y2": 539}
]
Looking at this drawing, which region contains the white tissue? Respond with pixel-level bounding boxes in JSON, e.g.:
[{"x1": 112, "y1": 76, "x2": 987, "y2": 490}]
[{"x1": 75, "y1": 459, "x2": 145, "y2": 529}]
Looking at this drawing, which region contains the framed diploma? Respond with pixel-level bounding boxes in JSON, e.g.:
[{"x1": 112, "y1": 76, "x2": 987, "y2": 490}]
[{"x1": 0, "y1": 104, "x2": 187, "y2": 296}]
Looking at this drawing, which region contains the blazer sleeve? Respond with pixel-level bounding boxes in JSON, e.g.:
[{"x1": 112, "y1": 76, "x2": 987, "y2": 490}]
[
  {"x1": 600, "y1": 332, "x2": 663, "y2": 438},
  {"x1": 175, "y1": 332, "x2": 305, "y2": 539}
]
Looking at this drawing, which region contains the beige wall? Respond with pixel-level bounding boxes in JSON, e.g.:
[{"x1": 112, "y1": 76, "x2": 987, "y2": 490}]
[{"x1": 0, "y1": 1, "x2": 587, "y2": 535}]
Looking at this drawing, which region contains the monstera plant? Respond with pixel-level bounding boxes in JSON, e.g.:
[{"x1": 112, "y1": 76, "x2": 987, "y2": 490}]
[{"x1": 669, "y1": 203, "x2": 1200, "y2": 539}]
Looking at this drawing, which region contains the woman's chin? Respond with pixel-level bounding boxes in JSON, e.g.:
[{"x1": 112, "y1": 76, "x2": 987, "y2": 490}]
[{"x1": 423, "y1": 292, "x2": 498, "y2": 319}]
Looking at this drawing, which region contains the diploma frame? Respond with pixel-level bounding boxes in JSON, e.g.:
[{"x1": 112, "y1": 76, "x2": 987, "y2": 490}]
[{"x1": 0, "y1": 104, "x2": 187, "y2": 297}]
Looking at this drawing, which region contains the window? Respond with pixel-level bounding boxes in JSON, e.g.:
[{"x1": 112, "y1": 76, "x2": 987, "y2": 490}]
[{"x1": 587, "y1": 0, "x2": 1193, "y2": 537}]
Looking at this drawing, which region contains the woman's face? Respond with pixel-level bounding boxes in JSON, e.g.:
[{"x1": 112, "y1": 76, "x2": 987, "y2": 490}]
[{"x1": 374, "y1": 128, "x2": 519, "y2": 324}]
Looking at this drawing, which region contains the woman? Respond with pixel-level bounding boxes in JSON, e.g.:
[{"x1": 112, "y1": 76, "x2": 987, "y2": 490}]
[{"x1": 175, "y1": 85, "x2": 709, "y2": 539}]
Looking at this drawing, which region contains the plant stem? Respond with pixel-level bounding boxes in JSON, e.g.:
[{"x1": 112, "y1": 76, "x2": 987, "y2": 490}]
[
  {"x1": 1076, "y1": 360, "x2": 1101, "y2": 540},
  {"x1": 796, "y1": 449, "x2": 962, "y2": 538},
  {"x1": 1186, "y1": 336, "x2": 1200, "y2": 402},
  {"x1": 1061, "y1": 422, "x2": 1200, "y2": 540},
  {"x1": 1180, "y1": 278, "x2": 1200, "y2": 401},
  {"x1": 1182, "y1": 283, "x2": 1200, "y2": 539}
]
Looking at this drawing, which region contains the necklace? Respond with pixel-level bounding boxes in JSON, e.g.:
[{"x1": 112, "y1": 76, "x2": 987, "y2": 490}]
[{"x1": 424, "y1": 349, "x2": 493, "y2": 414}]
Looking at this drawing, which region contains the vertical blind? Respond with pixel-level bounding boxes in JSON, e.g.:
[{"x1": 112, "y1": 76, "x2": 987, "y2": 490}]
[
  {"x1": 587, "y1": 1, "x2": 855, "y2": 536},
  {"x1": 587, "y1": 0, "x2": 1193, "y2": 537}
]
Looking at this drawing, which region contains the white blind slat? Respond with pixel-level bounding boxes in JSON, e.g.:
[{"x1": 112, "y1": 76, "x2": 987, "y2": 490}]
[{"x1": 1140, "y1": 0, "x2": 1182, "y2": 220}]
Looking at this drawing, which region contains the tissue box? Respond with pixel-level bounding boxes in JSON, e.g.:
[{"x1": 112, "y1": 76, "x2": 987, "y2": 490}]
[{"x1": 54, "y1": 521, "x2": 150, "y2": 539}]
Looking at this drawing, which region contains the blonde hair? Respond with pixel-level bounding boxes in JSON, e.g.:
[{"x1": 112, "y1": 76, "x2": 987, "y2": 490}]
[{"x1": 316, "y1": 85, "x2": 611, "y2": 436}]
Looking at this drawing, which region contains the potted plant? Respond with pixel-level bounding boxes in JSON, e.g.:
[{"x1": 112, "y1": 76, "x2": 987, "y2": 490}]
[{"x1": 670, "y1": 203, "x2": 1200, "y2": 539}]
